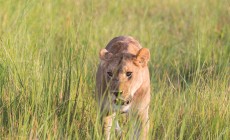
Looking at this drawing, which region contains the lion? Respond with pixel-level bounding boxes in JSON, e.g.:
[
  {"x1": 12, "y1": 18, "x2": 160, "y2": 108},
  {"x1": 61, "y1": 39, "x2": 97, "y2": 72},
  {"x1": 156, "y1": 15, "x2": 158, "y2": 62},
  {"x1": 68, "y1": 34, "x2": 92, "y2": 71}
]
[{"x1": 96, "y1": 36, "x2": 151, "y2": 140}]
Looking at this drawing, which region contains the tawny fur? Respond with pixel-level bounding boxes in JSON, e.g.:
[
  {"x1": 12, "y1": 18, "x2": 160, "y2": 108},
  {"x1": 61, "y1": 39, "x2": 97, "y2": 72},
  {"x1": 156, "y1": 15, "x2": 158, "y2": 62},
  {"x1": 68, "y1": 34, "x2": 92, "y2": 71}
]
[{"x1": 96, "y1": 36, "x2": 151, "y2": 140}]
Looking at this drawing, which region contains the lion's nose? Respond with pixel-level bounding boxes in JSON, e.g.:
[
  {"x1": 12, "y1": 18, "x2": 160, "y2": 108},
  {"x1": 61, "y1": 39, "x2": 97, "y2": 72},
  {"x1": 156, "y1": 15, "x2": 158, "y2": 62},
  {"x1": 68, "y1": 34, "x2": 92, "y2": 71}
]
[{"x1": 113, "y1": 91, "x2": 123, "y2": 97}]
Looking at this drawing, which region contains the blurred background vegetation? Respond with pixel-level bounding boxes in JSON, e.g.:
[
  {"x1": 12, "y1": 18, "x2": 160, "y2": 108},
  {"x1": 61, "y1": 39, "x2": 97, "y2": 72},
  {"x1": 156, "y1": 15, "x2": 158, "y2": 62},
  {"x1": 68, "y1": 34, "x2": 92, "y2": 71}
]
[{"x1": 0, "y1": 0, "x2": 229, "y2": 139}]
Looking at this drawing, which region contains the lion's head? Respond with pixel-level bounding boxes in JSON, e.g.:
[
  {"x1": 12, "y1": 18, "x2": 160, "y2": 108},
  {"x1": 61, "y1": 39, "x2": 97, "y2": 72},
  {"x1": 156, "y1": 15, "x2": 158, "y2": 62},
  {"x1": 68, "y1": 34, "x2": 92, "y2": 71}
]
[{"x1": 99, "y1": 48, "x2": 150, "y2": 112}]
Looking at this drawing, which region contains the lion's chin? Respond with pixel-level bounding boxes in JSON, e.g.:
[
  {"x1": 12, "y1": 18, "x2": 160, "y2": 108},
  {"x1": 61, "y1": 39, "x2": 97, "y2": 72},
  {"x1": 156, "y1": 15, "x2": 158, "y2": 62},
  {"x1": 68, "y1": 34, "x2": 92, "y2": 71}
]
[{"x1": 113, "y1": 103, "x2": 131, "y2": 113}]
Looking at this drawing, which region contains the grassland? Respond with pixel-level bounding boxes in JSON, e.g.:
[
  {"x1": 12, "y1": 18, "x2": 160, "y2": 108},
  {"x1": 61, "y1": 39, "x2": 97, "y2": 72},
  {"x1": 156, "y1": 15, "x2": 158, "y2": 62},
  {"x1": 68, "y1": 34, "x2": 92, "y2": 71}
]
[{"x1": 0, "y1": 0, "x2": 229, "y2": 139}]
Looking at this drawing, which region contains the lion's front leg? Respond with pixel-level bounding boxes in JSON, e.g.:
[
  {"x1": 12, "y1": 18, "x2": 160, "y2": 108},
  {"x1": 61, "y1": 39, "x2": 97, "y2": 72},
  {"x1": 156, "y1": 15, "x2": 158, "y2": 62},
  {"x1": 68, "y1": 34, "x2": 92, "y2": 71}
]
[
  {"x1": 103, "y1": 113, "x2": 116, "y2": 140},
  {"x1": 139, "y1": 108, "x2": 149, "y2": 140},
  {"x1": 141, "y1": 116, "x2": 149, "y2": 140}
]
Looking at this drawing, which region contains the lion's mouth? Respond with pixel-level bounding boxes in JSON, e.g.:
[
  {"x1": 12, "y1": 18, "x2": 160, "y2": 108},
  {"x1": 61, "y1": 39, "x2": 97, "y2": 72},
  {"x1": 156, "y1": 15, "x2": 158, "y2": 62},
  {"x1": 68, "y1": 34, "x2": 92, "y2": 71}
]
[{"x1": 113, "y1": 97, "x2": 132, "y2": 106}]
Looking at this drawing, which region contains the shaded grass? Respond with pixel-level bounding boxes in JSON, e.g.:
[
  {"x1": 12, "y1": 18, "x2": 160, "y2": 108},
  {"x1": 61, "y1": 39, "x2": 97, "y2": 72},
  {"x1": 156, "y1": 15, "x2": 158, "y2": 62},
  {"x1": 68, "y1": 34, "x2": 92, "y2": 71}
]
[{"x1": 0, "y1": 0, "x2": 229, "y2": 139}]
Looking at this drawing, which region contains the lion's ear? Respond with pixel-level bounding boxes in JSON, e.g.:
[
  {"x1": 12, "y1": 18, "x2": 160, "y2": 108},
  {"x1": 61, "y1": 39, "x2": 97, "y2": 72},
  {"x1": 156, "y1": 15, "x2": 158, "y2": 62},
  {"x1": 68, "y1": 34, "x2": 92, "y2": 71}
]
[
  {"x1": 99, "y1": 49, "x2": 113, "y2": 61},
  {"x1": 134, "y1": 48, "x2": 150, "y2": 67}
]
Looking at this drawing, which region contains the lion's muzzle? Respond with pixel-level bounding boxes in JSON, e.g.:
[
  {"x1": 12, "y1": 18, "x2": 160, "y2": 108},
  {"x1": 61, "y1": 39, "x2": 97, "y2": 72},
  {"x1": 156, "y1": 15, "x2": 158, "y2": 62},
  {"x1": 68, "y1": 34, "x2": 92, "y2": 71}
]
[{"x1": 112, "y1": 91, "x2": 132, "y2": 106}]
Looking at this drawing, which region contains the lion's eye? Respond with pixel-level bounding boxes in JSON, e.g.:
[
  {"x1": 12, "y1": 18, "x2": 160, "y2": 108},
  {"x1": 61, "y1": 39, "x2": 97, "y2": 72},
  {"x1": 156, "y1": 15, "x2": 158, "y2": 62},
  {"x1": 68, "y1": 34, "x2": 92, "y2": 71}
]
[
  {"x1": 107, "y1": 72, "x2": 113, "y2": 77},
  {"x1": 126, "y1": 72, "x2": 132, "y2": 77}
]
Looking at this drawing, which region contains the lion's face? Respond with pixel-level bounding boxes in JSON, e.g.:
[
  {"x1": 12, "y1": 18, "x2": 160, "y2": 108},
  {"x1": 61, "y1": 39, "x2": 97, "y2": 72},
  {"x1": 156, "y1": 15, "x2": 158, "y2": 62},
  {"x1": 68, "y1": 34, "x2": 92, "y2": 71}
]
[{"x1": 99, "y1": 48, "x2": 150, "y2": 112}]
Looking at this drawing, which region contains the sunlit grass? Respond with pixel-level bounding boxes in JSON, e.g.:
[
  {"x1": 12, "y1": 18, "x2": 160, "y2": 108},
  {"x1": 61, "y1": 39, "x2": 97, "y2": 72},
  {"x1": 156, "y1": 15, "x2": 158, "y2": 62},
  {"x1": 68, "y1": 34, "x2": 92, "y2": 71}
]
[{"x1": 0, "y1": 0, "x2": 229, "y2": 139}]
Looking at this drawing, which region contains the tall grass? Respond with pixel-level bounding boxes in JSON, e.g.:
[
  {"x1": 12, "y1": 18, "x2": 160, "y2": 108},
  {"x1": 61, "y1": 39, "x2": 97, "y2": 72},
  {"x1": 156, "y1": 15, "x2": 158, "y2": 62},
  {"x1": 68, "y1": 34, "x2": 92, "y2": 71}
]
[{"x1": 0, "y1": 0, "x2": 229, "y2": 139}]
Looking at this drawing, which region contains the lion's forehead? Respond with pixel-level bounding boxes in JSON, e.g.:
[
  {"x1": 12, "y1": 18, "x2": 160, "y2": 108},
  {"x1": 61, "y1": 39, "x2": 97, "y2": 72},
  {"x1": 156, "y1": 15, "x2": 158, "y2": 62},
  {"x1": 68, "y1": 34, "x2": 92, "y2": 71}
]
[{"x1": 107, "y1": 59, "x2": 134, "y2": 72}]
